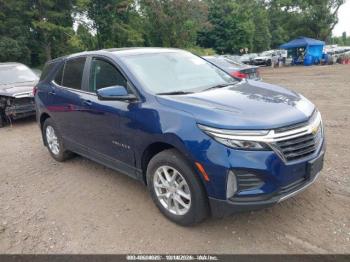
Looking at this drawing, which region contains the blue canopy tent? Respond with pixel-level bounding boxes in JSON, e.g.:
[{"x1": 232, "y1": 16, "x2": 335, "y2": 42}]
[{"x1": 280, "y1": 37, "x2": 325, "y2": 66}]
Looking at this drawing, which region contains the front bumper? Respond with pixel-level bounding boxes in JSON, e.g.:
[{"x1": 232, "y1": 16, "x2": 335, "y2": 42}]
[
  {"x1": 253, "y1": 60, "x2": 268, "y2": 65},
  {"x1": 208, "y1": 149, "x2": 325, "y2": 217},
  {"x1": 1, "y1": 96, "x2": 35, "y2": 119}
]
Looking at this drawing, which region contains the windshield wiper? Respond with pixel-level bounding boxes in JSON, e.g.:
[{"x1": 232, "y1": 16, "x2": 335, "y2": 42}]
[
  {"x1": 203, "y1": 83, "x2": 235, "y2": 91},
  {"x1": 157, "y1": 91, "x2": 194, "y2": 95}
]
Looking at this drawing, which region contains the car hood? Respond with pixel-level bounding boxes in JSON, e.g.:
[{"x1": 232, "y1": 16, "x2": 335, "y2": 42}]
[
  {"x1": 156, "y1": 80, "x2": 315, "y2": 130},
  {"x1": 0, "y1": 81, "x2": 37, "y2": 98}
]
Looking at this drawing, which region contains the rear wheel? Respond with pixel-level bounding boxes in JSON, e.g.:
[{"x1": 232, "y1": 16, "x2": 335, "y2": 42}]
[
  {"x1": 147, "y1": 149, "x2": 209, "y2": 226},
  {"x1": 0, "y1": 116, "x2": 4, "y2": 128},
  {"x1": 0, "y1": 111, "x2": 6, "y2": 128},
  {"x1": 43, "y1": 118, "x2": 73, "y2": 162}
]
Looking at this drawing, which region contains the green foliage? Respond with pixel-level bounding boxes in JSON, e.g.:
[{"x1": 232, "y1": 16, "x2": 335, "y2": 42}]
[
  {"x1": 85, "y1": 0, "x2": 144, "y2": 48},
  {"x1": 330, "y1": 32, "x2": 350, "y2": 45},
  {"x1": 198, "y1": 0, "x2": 255, "y2": 54},
  {"x1": 0, "y1": 0, "x2": 31, "y2": 63},
  {"x1": 0, "y1": 37, "x2": 30, "y2": 63},
  {"x1": 251, "y1": 2, "x2": 271, "y2": 52},
  {"x1": 0, "y1": 0, "x2": 346, "y2": 67},
  {"x1": 186, "y1": 47, "x2": 216, "y2": 56},
  {"x1": 267, "y1": 0, "x2": 345, "y2": 48},
  {"x1": 75, "y1": 24, "x2": 97, "y2": 51},
  {"x1": 29, "y1": 0, "x2": 77, "y2": 61},
  {"x1": 140, "y1": 0, "x2": 209, "y2": 48}
]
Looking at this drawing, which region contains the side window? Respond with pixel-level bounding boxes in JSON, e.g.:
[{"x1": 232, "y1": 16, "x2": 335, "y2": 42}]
[
  {"x1": 89, "y1": 58, "x2": 127, "y2": 92},
  {"x1": 62, "y1": 57, "x2": 86, "y2": 90},
  {"x1": 54, "y1": 63, "x2": 64, "y2": 85},
  {"x1": 40, "y1": 62, "x2": 56, "y2": 81}
]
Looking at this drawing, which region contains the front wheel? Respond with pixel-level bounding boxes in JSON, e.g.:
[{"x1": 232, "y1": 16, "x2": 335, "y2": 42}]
[{"x1": 146, "y1": 149, "x2": 209, "y2": 226}]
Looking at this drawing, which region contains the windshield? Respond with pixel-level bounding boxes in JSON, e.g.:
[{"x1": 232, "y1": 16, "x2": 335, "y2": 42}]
[
  {"x1": 0, "y1": 64, "x2": 38, "y2": 85},
  {"x1": 121, "y1": 51, "x2": 236, "y2": 94}
]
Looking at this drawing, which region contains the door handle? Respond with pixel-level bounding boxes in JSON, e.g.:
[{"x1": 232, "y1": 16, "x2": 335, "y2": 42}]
[
  {"x1": 48, "y1": 90, "x2": 56, "y2": 95},
  {"x1": 82, "y1": 99, "x2": 93, "y2": 106}
]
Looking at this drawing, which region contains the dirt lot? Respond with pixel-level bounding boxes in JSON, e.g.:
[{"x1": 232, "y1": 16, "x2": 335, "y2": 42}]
[{"x1": 0, "y1": 65, "x2": 349, "y2": 254}]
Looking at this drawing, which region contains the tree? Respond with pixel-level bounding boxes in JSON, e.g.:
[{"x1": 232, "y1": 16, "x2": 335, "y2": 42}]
[
  {"x1": 140, "y1": 0, "x2": 209, "y2": 48},
  {"x1": 0, "y1": 0, "x2": 31, "y2": 64},
  {"x1": 251, "y1": 1, "x2": 271, "y2": 52},
  {"x1": 84, "y1": 0, "x2": 144, "y2": 49},
  {"x1": 76, "y1": 24, "x2": 97, "y2": 51},
  {"x1": 29, "y1": 0, "x2": 76, "y2": 62},
  {"x1": 267, "y1": 0, "x2": 345, "y2": 48},
  {"x1": 342, "y1": 31, "x2": 347, "y2": 44},
  {"x1": 198, "y1": 0, "x2": 255, "y2": 54}
]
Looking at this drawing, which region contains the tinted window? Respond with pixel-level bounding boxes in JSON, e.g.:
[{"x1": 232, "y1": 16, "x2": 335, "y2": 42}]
[
  {"x1": 89, "y1": 58, "x2": 126, "y2": 92},
  {"x1": 54, "y1": 64, "x2": 64, "y2": 85},
  {"x1": 62, "y1": 57, "x2": 86, "y2": 89},
  {"x1": 40, "y1": 62, "x2": 56, "y2": 81}
]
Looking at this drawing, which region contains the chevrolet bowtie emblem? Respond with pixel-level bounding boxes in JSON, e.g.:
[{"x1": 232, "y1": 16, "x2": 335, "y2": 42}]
[{"x1": 311, "y1": 123, "x2": 320, "y2": 135}]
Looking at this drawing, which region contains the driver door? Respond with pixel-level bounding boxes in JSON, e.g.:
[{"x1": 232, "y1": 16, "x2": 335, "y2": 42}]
[{"x1": 78, "y1": 56, "x2": 136, "y2": 171}]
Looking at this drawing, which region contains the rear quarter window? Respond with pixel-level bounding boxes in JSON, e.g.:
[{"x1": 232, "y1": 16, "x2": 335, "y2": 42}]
[
  {"x1": 62, "y1": 57, "x2": 86, "y2": 90},
  {"x1": 40, "y1": 62, "x2": 57, "y2": 81},
  {"x1": 54, "y1": 64, "x2": 64, "y2": 85}
]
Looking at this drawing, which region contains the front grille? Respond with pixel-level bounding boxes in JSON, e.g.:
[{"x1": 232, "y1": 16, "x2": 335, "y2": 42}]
[
  {"x1": 273, "y1": 124, "x2": 323, "y2": 162},
  {"x1": 13, "y1": 97, "x2": 35, "y2": 106}
]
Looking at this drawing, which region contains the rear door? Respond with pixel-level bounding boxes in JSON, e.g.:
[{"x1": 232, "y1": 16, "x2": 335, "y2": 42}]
[{"x1": 48, "y1": 56, "x2": 88, "y2": 146}]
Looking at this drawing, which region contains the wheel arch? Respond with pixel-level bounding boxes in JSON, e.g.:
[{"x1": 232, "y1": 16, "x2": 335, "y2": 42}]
[
  {"x1": 140, "y1": 142, "x2": 176, "y2": 184},
  {"x1": 139, "y1": 135, "x2": 206, "y2": 190},
  {"x1": 39, "y1": 112, "x2": 51, "y2": 145}
]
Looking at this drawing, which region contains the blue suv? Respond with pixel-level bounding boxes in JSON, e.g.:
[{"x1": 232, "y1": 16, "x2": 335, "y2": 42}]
[{"x1": 35, "y1": 48, "x2": 325, "y2": 226}]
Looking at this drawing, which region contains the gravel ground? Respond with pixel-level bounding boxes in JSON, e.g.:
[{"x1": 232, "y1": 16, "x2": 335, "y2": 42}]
[{"x1": 0, "y1": 65, "x2": 349, "y2": 254}]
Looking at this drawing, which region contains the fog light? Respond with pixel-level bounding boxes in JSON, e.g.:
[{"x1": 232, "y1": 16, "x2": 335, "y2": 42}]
[{"x1": 226, "y1": 171, "x2": 238, "y2": 199}]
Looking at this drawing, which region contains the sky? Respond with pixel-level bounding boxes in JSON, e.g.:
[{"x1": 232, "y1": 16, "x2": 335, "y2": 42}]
[{"x1": 333, "y1": 0, "x2": 350, "y2": 36}]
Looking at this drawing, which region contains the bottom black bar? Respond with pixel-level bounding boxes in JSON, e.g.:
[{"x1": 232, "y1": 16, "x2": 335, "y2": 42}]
[{"x1": 0, "y1": 255, "x2": 349, "y2": 262}]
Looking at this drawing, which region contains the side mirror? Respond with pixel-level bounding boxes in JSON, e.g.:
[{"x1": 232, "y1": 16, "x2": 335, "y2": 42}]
[{"x1": 96, "y1": 85, "x2": 137, "y2": 101}]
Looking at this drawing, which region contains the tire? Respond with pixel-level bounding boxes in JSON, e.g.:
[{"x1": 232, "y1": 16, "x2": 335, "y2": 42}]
[
  {"x1": 146, "y1": 149, "x2": 209, "y2": 226},
  {"x1": 42, "y1": 118, "x2": 74, "y2": 162},
  {"x1": 0, "y1": 115, "x2": 4, "y2": 128},
  {"x1": 0, "y1": 110, "x2": 6, "y2": 128}
]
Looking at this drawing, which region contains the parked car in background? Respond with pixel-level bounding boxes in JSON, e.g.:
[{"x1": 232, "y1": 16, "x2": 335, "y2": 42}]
[
  {"x1": 0, "y1": 63, "x2": 39, "y2": 127},
  {"x1": 35, "y1": 48, "x2": 325, "y2": 226},
  {"x1": 239, "y1": 53, "x2": 258, "y2": 65},
  {"x1": 203, "y1": 56, "x2": 261, "y2": 81},
  {"x1": 253, "y1": 50, "x2": 287, "y2": 66},
  {"x1": 222, "y1": 55, "x2": 242, "y2": 63}
]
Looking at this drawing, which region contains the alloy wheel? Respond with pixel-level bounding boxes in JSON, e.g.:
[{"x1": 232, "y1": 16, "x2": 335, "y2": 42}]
[
  {"x1": 153, "y1": 166, "x2": 192, "y2": 215},
  {"x1": 46, "y1": 125, "x2": 60, "y2": 155}
]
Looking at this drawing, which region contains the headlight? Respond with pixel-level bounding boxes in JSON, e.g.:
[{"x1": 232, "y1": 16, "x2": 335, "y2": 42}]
[
  {"x1": 198, "y1": 124, "x2": 270, "y2": 150},
  {"x1": 215, "y1": 137, "x2": 267, "y2": 150}
]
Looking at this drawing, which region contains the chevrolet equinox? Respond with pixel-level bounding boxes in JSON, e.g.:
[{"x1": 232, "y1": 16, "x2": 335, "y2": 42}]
[{"x1": 35, "y1": 48, "x2": 325, "y2": 226}]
